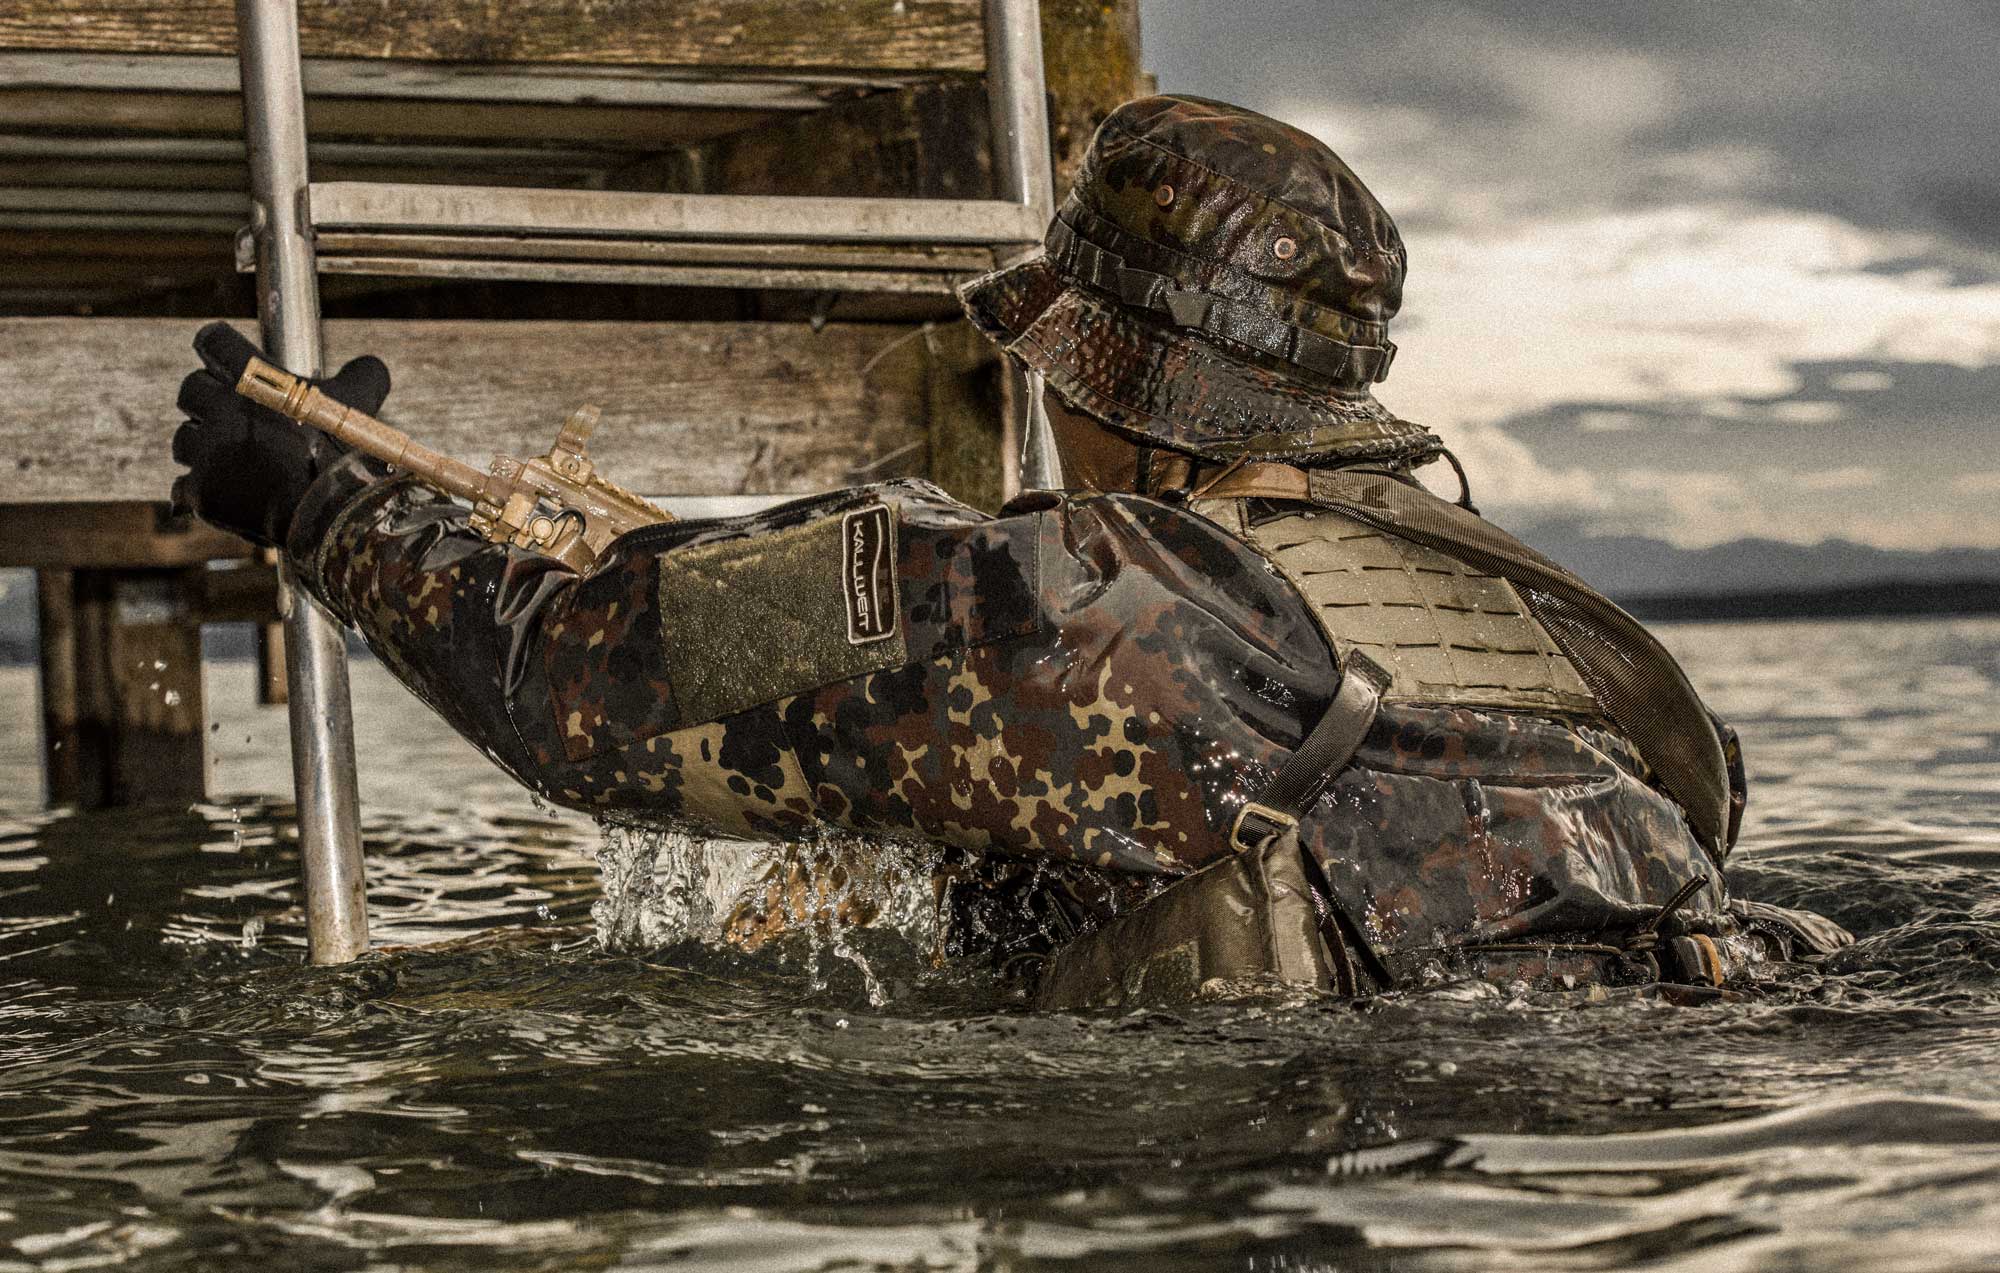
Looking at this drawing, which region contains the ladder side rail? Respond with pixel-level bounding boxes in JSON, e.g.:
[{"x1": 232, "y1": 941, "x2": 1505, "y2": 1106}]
[
  {"x1": 984, "y1": 0, "x2": 1060, "y2": 491},
  {"x1": 984, "y1": 0, "x2": 1055, "y2": 226},
  {"x1": 236, "y1": 0, "x2": 371, "y2": 965}
]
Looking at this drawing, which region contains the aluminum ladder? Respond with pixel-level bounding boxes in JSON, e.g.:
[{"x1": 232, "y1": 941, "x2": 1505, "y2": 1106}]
[{"x1": 232, "y1": 0, "x2": 1060, "y2": 963}]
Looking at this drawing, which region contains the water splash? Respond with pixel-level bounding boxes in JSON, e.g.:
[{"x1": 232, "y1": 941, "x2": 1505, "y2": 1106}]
[
  {"x1": 588, "y1": 821, "x2": 683, "y2": 952},
  {"x1": 588, "y1": 820, "x2": 946, "y2": 1003}
]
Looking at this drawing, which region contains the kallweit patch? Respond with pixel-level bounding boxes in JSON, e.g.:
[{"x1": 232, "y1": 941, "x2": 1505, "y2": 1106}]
[{"x1": 842, "y1": 503, "x2": 899, "y2": 645}]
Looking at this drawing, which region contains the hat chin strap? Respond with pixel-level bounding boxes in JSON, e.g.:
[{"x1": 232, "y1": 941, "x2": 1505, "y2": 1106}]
[
  {"x1": 1045, "y1": 218, "x2": 1397, "y2": 386},
  {"x1": 1430, "y1": 446, "x2": 1479, "y2": 514}
]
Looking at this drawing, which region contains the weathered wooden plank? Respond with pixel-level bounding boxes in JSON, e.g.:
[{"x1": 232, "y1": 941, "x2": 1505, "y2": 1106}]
[
  {"x1": 191, "y1": 559, "x2": 281, "y2": 624},
  {"x1": 921, "y1": 320, "x2": 1005, "y2": 513},
  {"x1": 313, "y1": 255, "x2": 967, "y2": 296},
  {"x1": 34, "y1": 567, "x2": 84, "y2": 803},
  {"x1": 1039, "y1": 0, "x2": 1146, "y2": 195},
  {"x1": 0, "y1": 158, "x2": 621, "y2": 193},
  {"x1": 0, "y1": 230, "x2": 237, "y2": 311},
  {"x1": 0, "y1": 317, "x2": 941, "y2": 504},
  {"x1": 0, "y1": 228, "x2": 231, "y2": 265},
  {"x1": 99, "y1": 569, "x2": 207, "y2": 804},
  {"x1": 707, "y1": 81, "x2": 993, "y2": 200},
  {"x1": 0, "y1": 1, "x2": 986, "y2": 73},
  {"x1": 253, "y1": 551, "x2": 285, "y2": 705},
  {"x1": 0, "y1": 50, "x2": 909, "y2": 107},
  {"x1": 701, "y1": 0, "x2": 1144, "y2": 202},
  {"x1": 0, "y1": 502, "x2": 252, "y2": 568},
  {"x1": 314, "y1": 232, "x2": 995, "y2": 273},
  {"x1": 0, "y1": 86, "x2": 774, "y2": 144}
]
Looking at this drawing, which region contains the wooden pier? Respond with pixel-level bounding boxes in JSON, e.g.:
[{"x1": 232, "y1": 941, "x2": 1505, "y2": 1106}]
[{"x1": 0, "y1": 0, "x2": 1143, "y2": 810}]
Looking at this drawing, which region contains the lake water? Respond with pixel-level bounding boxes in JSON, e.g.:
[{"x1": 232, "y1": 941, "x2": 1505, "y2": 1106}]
[{"x1": 1, "y1": 617, "x2": 1997, "y2": 1271}]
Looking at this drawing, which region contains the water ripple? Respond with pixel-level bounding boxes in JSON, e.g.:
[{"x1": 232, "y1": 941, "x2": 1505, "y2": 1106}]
[{"x1": 0, "y1": 625, "x2": 1995, "y2": 1268}]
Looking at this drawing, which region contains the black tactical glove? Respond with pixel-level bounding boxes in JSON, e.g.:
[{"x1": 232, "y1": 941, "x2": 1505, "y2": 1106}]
[{"x1": 170, "y1": 322, "x2": 390, "y2": 547}]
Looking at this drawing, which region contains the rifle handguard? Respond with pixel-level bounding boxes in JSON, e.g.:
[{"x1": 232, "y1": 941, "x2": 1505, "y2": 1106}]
[{"x1": 235, "y1": 357, "x2": 672, "y2": 572}]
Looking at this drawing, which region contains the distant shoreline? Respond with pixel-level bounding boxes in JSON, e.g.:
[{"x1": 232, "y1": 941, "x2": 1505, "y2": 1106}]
[
  {"x1": 5, "y1": 580, "x2": 2000, "y2": 664},
  {"x1": 1620, "y1": 579, "x2": 2000, "y2": 623}
]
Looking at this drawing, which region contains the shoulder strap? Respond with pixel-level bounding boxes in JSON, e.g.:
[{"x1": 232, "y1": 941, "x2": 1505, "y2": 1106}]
[
  {"x1": 1304, "y1": 469, "x2": 1734, "y2": 859},
  {"x1": 1229, "y1": 647, "x2": 1395, "y2": 991},
  {"x1": 1231, "y1": 650, "x2": 1389, "y2": 853}
]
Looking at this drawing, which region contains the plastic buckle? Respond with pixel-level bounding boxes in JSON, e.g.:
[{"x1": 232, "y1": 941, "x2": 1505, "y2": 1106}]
[
  {"x1": 1163, "y1": 287, "x2": 1215, "y2": 329},
  {"x1": 1370, "y1": 341, "x2": 1398, "y2": 382},
  {"x1": 1231, "y1": 801, "x2": 1298, "y2": 852}
]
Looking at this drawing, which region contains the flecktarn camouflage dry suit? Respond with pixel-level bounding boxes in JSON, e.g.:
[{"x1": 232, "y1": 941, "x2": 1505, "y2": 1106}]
[{"x1": 270, "y1": 94, "x2": 1847, "y2": 1006}]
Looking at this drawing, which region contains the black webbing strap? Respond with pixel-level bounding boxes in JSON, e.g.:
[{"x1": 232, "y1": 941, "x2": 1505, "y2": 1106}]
[
  {"x1": 1046, "y1": 219, "x2": 1397, "y2": 385},
  {"x1": 1231, "y1": 651, "x2": 1390, "y2": 853}
]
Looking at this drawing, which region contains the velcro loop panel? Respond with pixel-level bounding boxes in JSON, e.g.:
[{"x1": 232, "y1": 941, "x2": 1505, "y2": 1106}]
[
  {"x1": 658, "y1": 505, "x2": 910, "y2": 728},
  {"x1": 1305, "y1": 469, "x2": 1734, "y2": 857}
]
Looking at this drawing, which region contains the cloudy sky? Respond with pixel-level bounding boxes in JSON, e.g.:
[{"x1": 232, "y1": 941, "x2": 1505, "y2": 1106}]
[{"x1": 1139, "y1": 1, "x2": 2000, "y2": 550}]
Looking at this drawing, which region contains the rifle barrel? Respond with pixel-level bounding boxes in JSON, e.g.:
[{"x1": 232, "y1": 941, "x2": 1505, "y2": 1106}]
[{"x1": 236, "y1": 357, "x2": 490, "y2": 506}]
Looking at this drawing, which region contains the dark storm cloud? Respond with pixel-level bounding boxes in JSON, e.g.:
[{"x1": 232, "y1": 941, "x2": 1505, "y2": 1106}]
[
  {"x1": 1488, "y1": 360, "x2": 2000, "y2": 546},
  {"x1": 1503, "y1": 360, "x2": 2000, "y2": 454},
  {"x1": 1140, "y1": 0, "x2": 2000, "y2": 260},
  {"x1": 1138, "y1": 2, "x2": 2000, "y2": 552}
]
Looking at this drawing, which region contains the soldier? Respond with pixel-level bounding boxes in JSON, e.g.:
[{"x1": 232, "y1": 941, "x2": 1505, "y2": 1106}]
[{"x1": 171, "y1": 95, "x2": 1845, "y2": 1004}]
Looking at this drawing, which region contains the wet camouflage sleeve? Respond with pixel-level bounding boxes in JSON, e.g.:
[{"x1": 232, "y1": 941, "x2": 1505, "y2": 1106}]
[
  {"x1": 287, "y1": 462, "x2": 1333, "y2": 871},
  {"x1": 287, "y1": 461, "x2": 1726, "y2": 963}
]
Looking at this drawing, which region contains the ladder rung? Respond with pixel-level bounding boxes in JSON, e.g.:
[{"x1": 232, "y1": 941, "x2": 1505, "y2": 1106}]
[
  {"x1": 312, "y1": 230, "x2": 996, "y2": 273},
  {"x1": 308, "y1": 182, "x2": 1046, "y2": 247},
  {"x1": 313, "y1": 254, "x2": 969, "y2": 295}
]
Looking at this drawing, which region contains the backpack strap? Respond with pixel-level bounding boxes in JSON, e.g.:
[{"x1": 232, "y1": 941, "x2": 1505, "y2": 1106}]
[{"x1": 1231, "y1": 650, "x2": 1390, "y2": 853}]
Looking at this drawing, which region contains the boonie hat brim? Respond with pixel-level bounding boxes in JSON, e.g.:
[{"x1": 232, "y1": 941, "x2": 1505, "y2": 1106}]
[{"x1": 961, "y1": 256, "x2": 1440, "y2": 466}]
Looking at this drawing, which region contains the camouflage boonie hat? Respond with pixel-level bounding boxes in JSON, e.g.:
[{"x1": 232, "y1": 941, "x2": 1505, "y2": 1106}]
[{"x1": 960, "y1": 94, "x2": 1439, "y2": 466}]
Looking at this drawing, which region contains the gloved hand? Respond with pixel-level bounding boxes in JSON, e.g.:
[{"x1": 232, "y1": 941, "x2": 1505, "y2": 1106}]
[{"x1": 170, "y1": 322, "x2": 390, "y2": 547}]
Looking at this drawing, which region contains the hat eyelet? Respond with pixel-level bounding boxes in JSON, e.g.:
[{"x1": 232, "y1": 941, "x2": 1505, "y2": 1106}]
[
  {"x1": 1155, "y1": 184, "x2": 1175, "y2": 208},
  {"x1": 1273, "y1": 236, "x2": 1298, "y2": 261}
]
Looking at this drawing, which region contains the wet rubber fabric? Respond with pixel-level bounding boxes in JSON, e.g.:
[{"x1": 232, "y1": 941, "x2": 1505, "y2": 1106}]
[{"x1": 285, "y1": 456, "x2": 1772, "y2": 985}]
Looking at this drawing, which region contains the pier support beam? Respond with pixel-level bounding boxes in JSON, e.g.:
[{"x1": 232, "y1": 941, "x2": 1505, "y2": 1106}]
[
  {"x1": 35, "y1": 567, "x2": 206, "y2": 808},
  {"x1": 4, "y1": 503, "x2": 248, "y2": 808}
]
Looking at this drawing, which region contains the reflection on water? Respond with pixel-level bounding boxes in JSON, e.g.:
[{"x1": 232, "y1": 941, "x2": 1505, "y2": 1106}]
[{"x1": 1, "y1": 619, "x2": 1999, "y2": 1270}]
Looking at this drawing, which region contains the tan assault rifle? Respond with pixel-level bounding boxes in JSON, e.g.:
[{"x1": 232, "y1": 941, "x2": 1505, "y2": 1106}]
[{"x1": 234, "y1": 358, "x2": 672, "y2": 573}]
